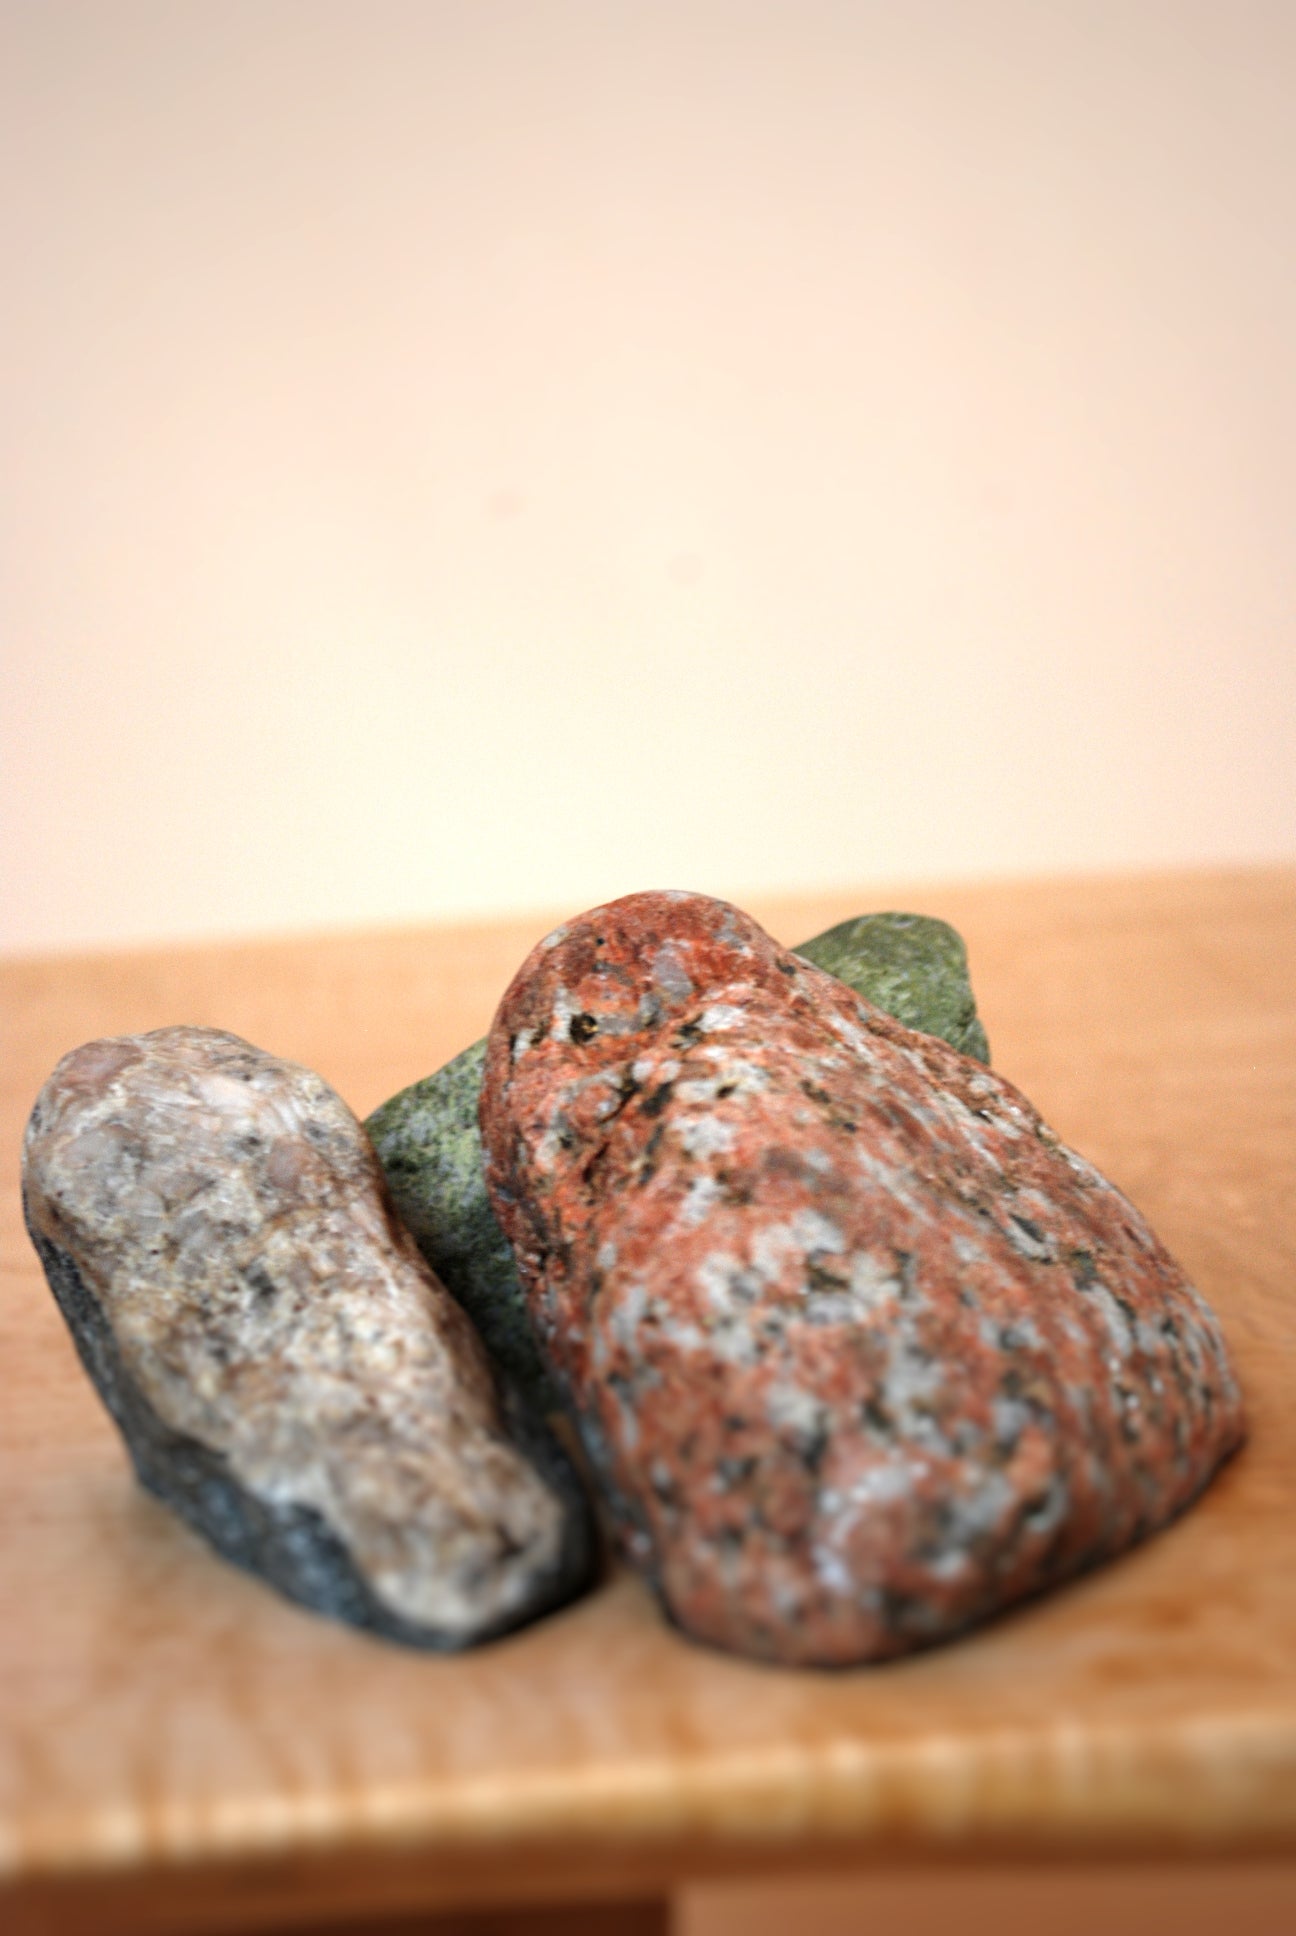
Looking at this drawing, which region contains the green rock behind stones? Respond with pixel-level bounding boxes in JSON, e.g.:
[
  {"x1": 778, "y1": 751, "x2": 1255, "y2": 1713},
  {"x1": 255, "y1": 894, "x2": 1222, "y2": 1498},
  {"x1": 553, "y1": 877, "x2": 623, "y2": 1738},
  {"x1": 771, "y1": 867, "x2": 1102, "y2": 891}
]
[
  {"x1": 796, "y1": 911, "x2": 990, "y2": 1064},
  {"x1": 365, "y1": 1039, "x2": 560, "y2": 1404},
  {"x1": 366, "y1": 909, "x2": 990, "y2": 1411}
]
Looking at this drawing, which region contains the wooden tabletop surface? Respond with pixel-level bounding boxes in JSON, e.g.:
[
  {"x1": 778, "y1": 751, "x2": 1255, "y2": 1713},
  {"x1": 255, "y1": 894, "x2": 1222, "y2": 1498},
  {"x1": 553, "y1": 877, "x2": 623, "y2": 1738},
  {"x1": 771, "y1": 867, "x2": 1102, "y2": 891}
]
[{"x1": 2, "y1": 869, "x2": 1294, "y2": 1933}]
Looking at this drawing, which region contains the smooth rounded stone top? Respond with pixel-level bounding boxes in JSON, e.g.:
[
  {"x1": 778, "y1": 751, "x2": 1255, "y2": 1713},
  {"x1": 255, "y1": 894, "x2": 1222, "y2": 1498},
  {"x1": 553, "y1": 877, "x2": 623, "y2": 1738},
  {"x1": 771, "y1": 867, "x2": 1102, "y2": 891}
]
[
  {"x1": 367, "y1": 910, "x2": 991, "y2": 1411},
  {"x1": 796, "y1": 912, "x2": 989, "y2": 1062},
  {"x1": 22, "y1": 1026, "x2": 593, "y2": 1648},
  {"x1": 480, "y1": 891, "x2": 1245, "y2": 1668}
]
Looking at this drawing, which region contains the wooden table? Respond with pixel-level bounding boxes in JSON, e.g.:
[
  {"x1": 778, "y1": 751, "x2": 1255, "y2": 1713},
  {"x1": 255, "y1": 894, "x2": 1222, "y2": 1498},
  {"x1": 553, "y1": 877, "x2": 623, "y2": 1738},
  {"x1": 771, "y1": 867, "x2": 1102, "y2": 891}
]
[{"x1": 3, "y1": 870, "x2": 1294, "y2": 1935}]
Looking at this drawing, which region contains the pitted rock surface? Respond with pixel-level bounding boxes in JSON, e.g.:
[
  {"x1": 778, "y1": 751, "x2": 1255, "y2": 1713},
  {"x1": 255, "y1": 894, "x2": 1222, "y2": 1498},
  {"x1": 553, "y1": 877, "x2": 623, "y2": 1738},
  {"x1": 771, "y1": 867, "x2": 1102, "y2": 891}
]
[
  {"x1": 369, "y1": 910, "x2": 990, "y2": 1412},
  {"x1": 480, "y1": 891, "x2": 1245, "y2": 1667},
  {"x1": 23, "y1": 1027, "x2": 593, "y2": 1648}
]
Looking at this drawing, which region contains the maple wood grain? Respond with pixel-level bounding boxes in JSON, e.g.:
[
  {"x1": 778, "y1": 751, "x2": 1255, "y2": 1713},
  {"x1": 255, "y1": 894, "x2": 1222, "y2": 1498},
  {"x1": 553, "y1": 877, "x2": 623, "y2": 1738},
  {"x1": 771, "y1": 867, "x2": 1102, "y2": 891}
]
[{"x1": 2, "y1": 869, "x2": 1294, "y2": 1935}]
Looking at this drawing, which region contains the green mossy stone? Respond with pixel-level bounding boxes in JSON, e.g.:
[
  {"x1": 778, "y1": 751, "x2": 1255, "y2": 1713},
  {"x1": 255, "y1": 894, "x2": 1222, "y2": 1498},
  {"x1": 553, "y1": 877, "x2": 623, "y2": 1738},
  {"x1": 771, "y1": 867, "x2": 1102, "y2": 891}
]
[
  {"x1": 366, "y1": 1039, "x2": 560, "y2": 1407},
  {"x1": 796, "y1": 911, "x2": 990, "y2": 1064},
  {"x1": 366, "y1": 911, "x2": 989, "y2": 1411}
]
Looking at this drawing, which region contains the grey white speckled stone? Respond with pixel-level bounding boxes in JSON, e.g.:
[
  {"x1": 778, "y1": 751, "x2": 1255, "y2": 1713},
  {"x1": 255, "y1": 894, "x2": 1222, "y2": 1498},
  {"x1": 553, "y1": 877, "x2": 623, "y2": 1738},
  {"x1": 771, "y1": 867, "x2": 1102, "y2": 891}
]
[
  {"x1": 368, "y1": 910, "x2": 991, "y2": 1410},
  {"x1": 23, "y1": 1027, "x2": 594, "y2": 1647}
]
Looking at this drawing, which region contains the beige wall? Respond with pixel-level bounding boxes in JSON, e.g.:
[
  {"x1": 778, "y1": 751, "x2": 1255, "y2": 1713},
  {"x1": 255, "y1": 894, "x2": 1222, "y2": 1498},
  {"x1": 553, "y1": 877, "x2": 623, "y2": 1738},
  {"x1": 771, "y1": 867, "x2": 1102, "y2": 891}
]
[{"x1": 3, "y1": 0, "x2": 1294, "y2": 954}]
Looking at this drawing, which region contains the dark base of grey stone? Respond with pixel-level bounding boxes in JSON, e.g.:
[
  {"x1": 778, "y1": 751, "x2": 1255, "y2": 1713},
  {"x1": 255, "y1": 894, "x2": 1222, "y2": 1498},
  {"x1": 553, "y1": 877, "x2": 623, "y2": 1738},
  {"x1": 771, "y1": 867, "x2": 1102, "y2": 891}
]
[{"x1": 26, "y1": 1203, "x2": 597, "y2": 1650}]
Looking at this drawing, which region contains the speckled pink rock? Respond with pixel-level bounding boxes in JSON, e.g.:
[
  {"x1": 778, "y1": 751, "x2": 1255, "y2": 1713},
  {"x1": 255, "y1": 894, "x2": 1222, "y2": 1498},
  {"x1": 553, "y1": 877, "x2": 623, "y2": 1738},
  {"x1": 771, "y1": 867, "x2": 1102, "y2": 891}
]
[{"x1": 480, "y1": 891, "x2": 1245, "y2": 1667}]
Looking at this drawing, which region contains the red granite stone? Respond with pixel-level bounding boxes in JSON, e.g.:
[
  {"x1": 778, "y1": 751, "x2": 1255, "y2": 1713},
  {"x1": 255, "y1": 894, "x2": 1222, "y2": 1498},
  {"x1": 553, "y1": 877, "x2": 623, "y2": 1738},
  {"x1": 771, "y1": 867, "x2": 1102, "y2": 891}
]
[{"x1": 480, "y1": 891, "x2": 1246, "y2": 1667}]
